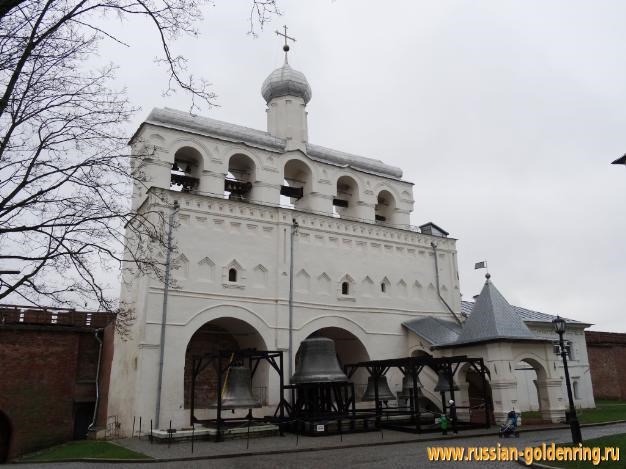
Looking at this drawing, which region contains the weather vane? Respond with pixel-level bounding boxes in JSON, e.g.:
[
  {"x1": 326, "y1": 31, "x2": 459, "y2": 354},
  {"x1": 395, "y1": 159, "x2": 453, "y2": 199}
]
[
  {"x1": 275, "y1": 25, "x2": 296, "y2": 63},
  {"x1": 474, "y1": 260, "x2": 490, "y2": 280}
]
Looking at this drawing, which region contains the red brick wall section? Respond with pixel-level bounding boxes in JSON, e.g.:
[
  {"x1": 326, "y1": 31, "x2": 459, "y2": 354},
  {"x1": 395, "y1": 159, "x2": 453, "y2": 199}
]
[
  {"x1": 585, "y1": 331, "x2": 626, "y2": 400},
  {"x1": 0, "y1": 327, "x2": 104, "y2": 460}
]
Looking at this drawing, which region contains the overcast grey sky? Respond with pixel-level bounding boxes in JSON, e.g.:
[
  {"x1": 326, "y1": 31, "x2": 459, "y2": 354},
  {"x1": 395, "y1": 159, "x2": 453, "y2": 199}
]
[{"x1": 101, "y1": 1, "x2": 626, "y2": 331}]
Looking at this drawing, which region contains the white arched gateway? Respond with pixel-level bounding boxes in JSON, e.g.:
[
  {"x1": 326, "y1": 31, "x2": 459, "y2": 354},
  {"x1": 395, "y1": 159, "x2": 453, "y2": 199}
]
[{"x1": 406, "y1": 276, "x2": 573, "y2": 423}]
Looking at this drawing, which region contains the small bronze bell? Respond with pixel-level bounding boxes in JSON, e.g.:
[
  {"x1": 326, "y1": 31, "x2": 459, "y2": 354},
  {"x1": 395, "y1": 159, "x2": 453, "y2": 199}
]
[
  {"x1": 434, "y1": 370, "x2": 459, "y2": 393},
  {"x1": 362, "y1": 375, "x2": 396, "y2": 401},
  {"x1": 397, "y1": 374, "x2": 423, "y2": 400}
]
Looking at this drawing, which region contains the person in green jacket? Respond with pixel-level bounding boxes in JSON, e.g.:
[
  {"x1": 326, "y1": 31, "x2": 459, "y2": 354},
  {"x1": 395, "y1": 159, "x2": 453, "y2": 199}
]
[{"x1": 439, "y1": 413, "x2": 448, "y2": 435}]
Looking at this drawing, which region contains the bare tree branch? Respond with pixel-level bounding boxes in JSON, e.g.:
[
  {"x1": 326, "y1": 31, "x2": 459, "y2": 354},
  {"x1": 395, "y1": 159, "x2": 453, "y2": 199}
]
[{"x1": 0, "y1": 0, "x2": 280, "y2": 335}]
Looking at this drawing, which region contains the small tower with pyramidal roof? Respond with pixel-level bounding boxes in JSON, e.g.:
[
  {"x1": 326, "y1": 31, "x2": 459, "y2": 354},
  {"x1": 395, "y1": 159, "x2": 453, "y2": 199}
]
[{"x1": 435, "y1": 273, "x2": 567, "y2": 424}]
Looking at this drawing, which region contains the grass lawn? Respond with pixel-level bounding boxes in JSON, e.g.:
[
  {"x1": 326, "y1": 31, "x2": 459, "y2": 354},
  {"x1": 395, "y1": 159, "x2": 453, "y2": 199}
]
[
  {"x1": 19, "y1": 440, "x2": 150, "y2": 461},
  {"x1": 522, "y1": 400, "x2": 626, "y2": 424},
  {"x1": 544, "y1": 432, "x2": 625, "y2": 468},
  {"x1": 578, "y1": 400, "x2": 626, "y2": 424}
]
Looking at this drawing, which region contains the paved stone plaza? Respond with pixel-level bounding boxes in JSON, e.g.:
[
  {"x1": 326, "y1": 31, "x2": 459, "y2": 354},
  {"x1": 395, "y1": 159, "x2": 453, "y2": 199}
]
[{"x1": 13, "y1": 422, "x2": 626, "y2": 468}]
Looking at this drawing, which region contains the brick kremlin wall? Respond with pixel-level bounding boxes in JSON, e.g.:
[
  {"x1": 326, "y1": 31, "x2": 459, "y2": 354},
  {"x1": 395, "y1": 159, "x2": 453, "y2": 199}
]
[
  {"x1": 585, "y1": 331, "x2": 626, "y2": 400},
  {"x1": 0, "y1": 306, "x2": 114, "y2": 461}
]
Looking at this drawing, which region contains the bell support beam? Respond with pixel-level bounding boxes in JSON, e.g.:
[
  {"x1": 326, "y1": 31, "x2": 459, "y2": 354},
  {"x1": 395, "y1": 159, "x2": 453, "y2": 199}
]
[{"x1": 411, "y1": 366, "x2": 422, "y2": 433}]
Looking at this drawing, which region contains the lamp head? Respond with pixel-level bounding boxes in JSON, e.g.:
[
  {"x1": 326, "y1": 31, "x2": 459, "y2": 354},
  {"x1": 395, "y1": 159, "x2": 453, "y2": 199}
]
[{"x1": 552, "y1": 315, "x2": 566, "y2": 334}]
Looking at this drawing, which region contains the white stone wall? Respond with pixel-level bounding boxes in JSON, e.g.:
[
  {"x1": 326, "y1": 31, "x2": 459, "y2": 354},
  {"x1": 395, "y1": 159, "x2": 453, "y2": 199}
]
[{"x1": 107, "y1": 180, "x2": 459, "y2": 432}]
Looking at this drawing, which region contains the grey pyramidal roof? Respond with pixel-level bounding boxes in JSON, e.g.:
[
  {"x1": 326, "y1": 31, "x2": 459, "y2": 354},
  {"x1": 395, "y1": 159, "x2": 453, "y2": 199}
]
[
  {"x1": 403, "y1": 288, "x2": 588, "y2": 348},
  {"x1": 460, "y1": 301, "x2": 583, "y2": 324},
  {"x1": 454, "y1": 278, "x2": 539, "y2": 346}
]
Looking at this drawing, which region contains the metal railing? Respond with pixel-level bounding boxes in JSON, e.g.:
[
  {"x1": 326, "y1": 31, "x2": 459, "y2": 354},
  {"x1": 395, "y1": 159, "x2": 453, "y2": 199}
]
[{"x1": 106, "y1": 415, "x2": 121, "y2": 440}]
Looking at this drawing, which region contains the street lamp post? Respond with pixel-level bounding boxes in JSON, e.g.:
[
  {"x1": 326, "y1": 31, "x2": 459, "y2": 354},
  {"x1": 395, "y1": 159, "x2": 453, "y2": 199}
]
[{"x1": 552, "y1": 315, "x2": 583, "y2": 445}]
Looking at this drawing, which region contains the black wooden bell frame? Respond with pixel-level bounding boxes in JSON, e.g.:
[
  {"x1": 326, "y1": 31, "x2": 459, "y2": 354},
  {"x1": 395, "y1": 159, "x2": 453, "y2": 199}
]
[
  {"x1": 344, "y1": 355, "x2": 492, "y2": 434},
  {"x1": 189, "y1": 349, "x2": 289, "y2": 442}
]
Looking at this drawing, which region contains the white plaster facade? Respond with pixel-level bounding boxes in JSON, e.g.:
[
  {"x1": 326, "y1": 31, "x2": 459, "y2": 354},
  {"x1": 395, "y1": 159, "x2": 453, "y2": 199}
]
[{"x1": 107, "y1": 57, "x2": 594, "y2": 433}]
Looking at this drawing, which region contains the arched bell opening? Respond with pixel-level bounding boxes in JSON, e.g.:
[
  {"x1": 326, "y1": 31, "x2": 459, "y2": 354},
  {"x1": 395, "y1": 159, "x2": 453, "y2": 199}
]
[
  {"x1": 302, "y1": 327, "x2": 370, "y2": 401},
  {"x1": 171, "y1": 146, "x2": 203, "y2": 192},
  {"x1": 225, "y1": 154, "x2": 256, "y2": 201},
  {"x1": 334, "y1": 176, "x2": 360, "y2": 220},
  {"x1": 0, "y1": 410, "x2": 12, "y2": 463},
  {"x1": 184, "y1": 317, "x2": 268, "y2": 412},
  {"x1": 281, "y1": 159, "x2": 313, "y2": 210},
  {"x1": 375, "y1": 190, "x2": 397, "y2": 225}
]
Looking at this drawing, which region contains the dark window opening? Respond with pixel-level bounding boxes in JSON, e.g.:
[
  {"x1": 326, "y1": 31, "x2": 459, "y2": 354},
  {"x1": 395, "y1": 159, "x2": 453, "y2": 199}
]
[
  {"x1": 341, "y1": 282, "x2": 349, "y2": 295},
  {"x1": 228, "y1": 268, "x2": 237, "y2": 282},
  {"x1": 381, "y1": 283, "x2": 386, "y2": 293}
]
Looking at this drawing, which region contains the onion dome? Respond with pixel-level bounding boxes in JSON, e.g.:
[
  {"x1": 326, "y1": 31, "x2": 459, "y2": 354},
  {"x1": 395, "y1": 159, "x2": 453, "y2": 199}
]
[{"x1": 261, "y1": 63, "x2": 312, "y2": 104}]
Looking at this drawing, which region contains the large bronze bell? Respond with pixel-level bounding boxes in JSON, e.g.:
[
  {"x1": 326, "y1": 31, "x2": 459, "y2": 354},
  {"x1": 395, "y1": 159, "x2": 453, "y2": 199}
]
[
  {"x1": 362, "y1": 375, "x2": 396, "y2": 401},
  {"x1": 209, "y1": 366, "x2": 262, "y2": 409},
  {"x1": 434, "y1": 370, "x2": 459, "y2": 393},
  {"x1": 291, "y1": 337, "x2": 349, "y2": 384}
]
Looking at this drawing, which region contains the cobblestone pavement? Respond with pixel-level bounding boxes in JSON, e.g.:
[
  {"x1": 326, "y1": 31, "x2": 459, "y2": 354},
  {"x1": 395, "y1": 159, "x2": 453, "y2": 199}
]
[{"x1": 12, "y1": 422, "x2": 626, "y2": 468}]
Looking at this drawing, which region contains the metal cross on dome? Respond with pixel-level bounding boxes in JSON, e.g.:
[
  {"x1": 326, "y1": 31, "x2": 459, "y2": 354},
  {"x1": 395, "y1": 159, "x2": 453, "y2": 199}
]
[{"x1": 275, "y1": 25, "x2": 296, "y2": 63}]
